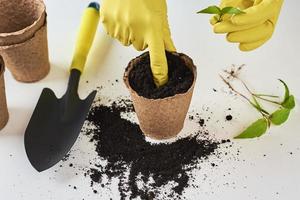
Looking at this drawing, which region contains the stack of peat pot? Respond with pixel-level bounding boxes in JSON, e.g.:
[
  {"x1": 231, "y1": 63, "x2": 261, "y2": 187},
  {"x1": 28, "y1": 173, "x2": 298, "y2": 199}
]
[{"x1": 0, "y1": 0, "x2": 50, "y2": 130}]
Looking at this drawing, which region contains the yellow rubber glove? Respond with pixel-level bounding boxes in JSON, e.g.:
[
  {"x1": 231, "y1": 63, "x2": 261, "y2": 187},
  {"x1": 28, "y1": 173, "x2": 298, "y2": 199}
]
[
  {"x1": 100, "y1": 0, "x2": 176, "y2": 87},
  {"x1": 211, "y1": 0, "x2": 284, "y2": 51}
]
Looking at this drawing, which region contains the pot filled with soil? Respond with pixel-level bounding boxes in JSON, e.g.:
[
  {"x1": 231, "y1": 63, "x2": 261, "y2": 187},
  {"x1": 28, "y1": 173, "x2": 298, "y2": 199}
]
[{"x1": 124, "y1": 51, "x2": 197, "y2": 140}]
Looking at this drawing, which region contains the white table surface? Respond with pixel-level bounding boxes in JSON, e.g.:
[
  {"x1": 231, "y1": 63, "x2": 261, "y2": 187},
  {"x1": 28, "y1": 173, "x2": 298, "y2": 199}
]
[{"x1": 1, "y1": 0, "x2": 299, "y2": 199}]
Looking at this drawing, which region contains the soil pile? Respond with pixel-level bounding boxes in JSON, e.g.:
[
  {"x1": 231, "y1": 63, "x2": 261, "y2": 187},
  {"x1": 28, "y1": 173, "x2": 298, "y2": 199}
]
[{"x1": 84, "y1": 98, "x2": 229, "y2": 199}]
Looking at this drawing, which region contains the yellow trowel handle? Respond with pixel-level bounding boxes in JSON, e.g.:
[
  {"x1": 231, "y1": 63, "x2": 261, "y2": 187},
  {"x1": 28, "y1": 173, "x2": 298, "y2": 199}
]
[{"x1": 70, "y1": 2, "x2": 100, "y2": 72}]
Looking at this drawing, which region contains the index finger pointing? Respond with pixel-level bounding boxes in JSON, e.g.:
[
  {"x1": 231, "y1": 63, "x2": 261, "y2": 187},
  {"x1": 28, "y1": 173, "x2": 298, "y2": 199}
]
[{"x1": 148, "y1": 34, "x2": 169, "y2": 87}]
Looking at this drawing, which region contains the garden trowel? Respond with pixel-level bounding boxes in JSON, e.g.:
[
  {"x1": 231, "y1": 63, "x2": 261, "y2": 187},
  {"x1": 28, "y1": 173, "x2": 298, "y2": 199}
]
[{"x1": 24, "y1": 2, "x2": 100, "y2": 172}]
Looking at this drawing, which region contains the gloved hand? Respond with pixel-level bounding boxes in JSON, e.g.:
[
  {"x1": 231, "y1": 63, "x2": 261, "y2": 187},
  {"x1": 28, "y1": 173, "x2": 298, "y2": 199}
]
[
  {"x1": 211, "y1": 0, "x2": 284, "y2": 51},
  {"x1": 100, "y1": 0, "x2": 176, "y2": 87}
]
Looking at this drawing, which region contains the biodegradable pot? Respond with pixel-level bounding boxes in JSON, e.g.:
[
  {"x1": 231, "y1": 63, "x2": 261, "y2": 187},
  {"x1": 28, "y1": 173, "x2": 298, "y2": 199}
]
[
  {"x1": 0, "y1": 0, "x2": 46, "y2": 46},
  {"x1": 0, "y1": 23, "x2": 50, "y2": 83},
  {"x1": 0, "y1": 56, "x2": 9, "y2": 130},
  {"x1": 124, "y1": 52, "x2": 197, "y2": 140}
]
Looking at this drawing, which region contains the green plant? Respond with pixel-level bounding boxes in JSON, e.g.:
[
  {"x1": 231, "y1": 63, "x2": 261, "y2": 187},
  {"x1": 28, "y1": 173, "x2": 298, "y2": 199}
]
[
  {"x1": 197, "y1": 5, "x2": 245, "y2": 22},
  {"x1": 220, "y1": 65, "x2": 296, "y2": 139}
]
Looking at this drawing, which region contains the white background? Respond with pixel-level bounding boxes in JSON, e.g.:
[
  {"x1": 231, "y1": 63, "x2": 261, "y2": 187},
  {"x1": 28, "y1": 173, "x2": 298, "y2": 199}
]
[{"x1": 0, "y1": 0, "x2": 299, "y2": 199}]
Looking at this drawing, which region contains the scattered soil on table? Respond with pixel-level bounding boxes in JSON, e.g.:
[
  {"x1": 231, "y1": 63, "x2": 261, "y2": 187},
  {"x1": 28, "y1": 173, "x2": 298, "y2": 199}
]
[
  {"x1": 129, "y1": 52, "x2": 194, "y2": 99},
  {"x1": 55, "y1": 73, "x2": 299, "y2": 199},
  {"x1": 81, "y1": 97, "x2": 231, "y2": 199},
  {"x1": 226, "y1": 115, "x2": 233, "y2": 121},
  {"x1": 55, "y1": 82, "x2": 245, "y2": 199}
]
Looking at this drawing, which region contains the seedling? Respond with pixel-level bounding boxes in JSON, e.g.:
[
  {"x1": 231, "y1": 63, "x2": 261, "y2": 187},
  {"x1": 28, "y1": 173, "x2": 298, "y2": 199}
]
[
  {"x1": 197, "y1": 5, "x2": 245, "y2": 22},
  {"x1": 220, "y1": 65, "x2": 296, "y2": 139}
]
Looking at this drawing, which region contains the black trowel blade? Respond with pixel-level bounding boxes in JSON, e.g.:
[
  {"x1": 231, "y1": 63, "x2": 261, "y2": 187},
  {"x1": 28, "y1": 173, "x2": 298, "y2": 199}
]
[{"x1": 24, "y1": 86, "x2": 96, "y2": 172}]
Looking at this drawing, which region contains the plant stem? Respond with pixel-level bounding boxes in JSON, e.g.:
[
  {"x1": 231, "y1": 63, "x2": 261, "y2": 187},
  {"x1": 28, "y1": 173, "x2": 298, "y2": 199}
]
[
  {"x1": 223, "y1": 70, "x2": 282, "y2": 106},
  {"x1": 254, "y1": 94, "x2": 279, "y2": 98},
  {"x1": 220, "y1": 74, "x2": 269, "y2": 118},
  {"x1": 220, "y1": 75, "x2": 250, "y2": 102},
  {"x1": 214, "y1": 15, "x2": 222, "y2": 22},
  {"x1": 253, "y1": 95, "x2": 282, "y2": 105}
]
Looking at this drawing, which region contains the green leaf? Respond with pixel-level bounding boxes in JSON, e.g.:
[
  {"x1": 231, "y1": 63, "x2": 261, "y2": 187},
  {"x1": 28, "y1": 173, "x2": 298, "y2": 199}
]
[
  {"x1": 278, "y1": 80, "x2": 295, "y2": 109},
  {"x1": 279, "y1": 79, "x2": 290, "y2": 103},
  {"x1": 221, "y1": 7, "x2": 245, "y2": 15},
  {"x1": 234, "y1": 118, "x2": 268, "y2": 139},
  {"x1": 197, "y1": 6, "x2": 222, "y2": 15},
  {"x1": 270, "y1": 108, "x2": 291, "y2": 125},
  {"x1": 282, "y1": 95, "x2": 296, "y2": 109}
]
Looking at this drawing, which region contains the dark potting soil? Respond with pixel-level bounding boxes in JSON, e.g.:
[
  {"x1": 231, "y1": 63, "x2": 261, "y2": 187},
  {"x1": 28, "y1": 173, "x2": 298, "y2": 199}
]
[
  {"x1": 226, "y1": 115, "x2": 233, "y2": 121},
  {"x1": 83, "y1": 98, "x2": 230, "y2": 199},
  {"x1": 129, "y1": 52, "x2": 194, "y2": 99}
]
